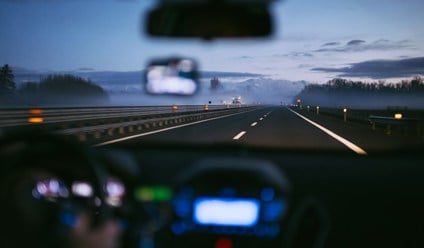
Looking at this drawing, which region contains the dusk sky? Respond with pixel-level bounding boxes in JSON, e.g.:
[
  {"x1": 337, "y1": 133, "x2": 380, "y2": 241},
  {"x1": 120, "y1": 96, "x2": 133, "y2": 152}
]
[{"x1": 1, "y1": 0, "x2": 423, "y2": 83}]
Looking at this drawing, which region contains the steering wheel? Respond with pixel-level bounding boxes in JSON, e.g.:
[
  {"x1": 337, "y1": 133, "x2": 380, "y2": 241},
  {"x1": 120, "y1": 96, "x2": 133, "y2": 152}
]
[{"x1": 0, "y1": 129, "x2": 110, "y2": 248}]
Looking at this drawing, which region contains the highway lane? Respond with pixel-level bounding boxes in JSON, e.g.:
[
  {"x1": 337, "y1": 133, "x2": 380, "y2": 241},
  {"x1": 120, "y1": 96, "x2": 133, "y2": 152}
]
[
  {"x1": 101, "y1": 107, "x2": 273, "y2": 145},
  {"x1": 239, "y1": 107, "x2": 361, "y2": 152},
  {"x1": 103, "y1": 106, "x2": 370, "y2": 153},
  {"x1": 291, "y1": 107, "x2": 424, "y2": 151}
]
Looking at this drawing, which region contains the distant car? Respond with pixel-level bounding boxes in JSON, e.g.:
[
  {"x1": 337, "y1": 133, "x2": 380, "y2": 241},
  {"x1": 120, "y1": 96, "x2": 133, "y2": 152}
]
[{"x1": 232, "y1": 96, "x2": 242, "y2": 104}]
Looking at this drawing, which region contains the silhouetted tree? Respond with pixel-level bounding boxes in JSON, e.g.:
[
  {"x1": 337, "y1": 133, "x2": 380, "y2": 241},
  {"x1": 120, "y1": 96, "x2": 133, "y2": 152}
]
[
  {"x1": 410, "y1": 76, "x2": 423, "y2": 90},
  {"x1": 294, "y1": 77, "x2": 424, "y2": 108},
  {"x1": 18, "y1": 74, "x2": 108, "y2": 106},
  {"x1": 0, "y1": 64, "x2": 16, "y2": 105},
  {"x1": 0, "y1": 64, "x2": 16, "y2": 95},
  {"x1": 210, "y1": 77, "x2": 222, "y2": 90}
]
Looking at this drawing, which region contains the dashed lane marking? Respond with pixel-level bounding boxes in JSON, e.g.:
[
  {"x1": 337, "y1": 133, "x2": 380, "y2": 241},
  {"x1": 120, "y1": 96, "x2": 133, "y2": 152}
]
[{"x1": 233, "y1": 131, "x2": 247, "y2": 140}]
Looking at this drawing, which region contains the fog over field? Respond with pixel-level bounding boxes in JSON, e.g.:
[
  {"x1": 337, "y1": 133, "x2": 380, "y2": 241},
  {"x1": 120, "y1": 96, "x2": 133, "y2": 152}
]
[{"x1": 12, "y1": 68, "x2": 306, "y2": 106}]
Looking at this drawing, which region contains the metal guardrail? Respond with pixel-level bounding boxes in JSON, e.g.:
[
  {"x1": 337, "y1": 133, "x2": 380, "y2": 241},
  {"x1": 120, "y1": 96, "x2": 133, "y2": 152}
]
[
  {"x1": 0, "y1": 105, "x2": 259, "y2": 144},
  {"x1": 59, "y1": 107, "x2": 256, "y2": 143},
  {"x1": 368, "y1": 115, "x2": 423, "y2": 136},
  {"x1": 368, "y1": 115, "x2": 420, "y2": 125},
  {"x1": 0, "y1": 105, "x2": 244, "y2": 128}
]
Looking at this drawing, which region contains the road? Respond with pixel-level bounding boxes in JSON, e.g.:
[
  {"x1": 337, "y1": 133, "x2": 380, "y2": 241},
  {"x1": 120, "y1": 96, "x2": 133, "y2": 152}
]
[{"x1": 100, "y1": 106, "x2": 423, "y2": 153}]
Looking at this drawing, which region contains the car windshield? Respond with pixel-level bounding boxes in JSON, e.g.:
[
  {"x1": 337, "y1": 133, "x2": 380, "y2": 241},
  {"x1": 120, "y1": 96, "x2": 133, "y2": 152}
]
[{"x1": 1, "y1": 0, "x2": 423, "y2": 152}]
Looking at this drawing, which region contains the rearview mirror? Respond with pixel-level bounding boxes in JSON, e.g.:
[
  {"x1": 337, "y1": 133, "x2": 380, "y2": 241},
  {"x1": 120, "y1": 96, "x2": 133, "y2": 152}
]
[
  {"x1": 143, "y1": 58, "x2": 199, "y2": 96},
  {"x1": 145, "y1": 2, "x2": 273, "y2": 39}
]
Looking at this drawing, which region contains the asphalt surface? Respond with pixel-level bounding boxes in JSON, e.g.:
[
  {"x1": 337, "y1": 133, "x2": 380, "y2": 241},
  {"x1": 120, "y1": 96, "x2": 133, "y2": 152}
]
[{"x1": 101, "y1": 106, "x2": 423, "y2": 153}]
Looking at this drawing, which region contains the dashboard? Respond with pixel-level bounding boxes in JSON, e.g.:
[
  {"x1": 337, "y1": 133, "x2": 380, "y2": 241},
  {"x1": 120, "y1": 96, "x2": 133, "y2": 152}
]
[
  {"x1": 1, "y1": 132, "x2": 424, "y2": 248},
  {"x1": 106, "y1": 143, "x2": 424, "y2": 248}
]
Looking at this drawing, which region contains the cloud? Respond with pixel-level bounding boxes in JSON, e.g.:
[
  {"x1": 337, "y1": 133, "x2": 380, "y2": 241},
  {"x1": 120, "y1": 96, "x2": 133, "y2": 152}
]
[
  {"x1": 200, "y1": 71, "x2": 263, "y2": 78},
  {"x1": 274, "y1": 52, "x2": 314, "y2": 58},
  {"x1": 311, "y1": 57, "x2": 424, "y2": 79},
  {"x1": 298, "y1": 64, "x2": 314, "y2": 69},
  {"x1": 234, "y1": 56, "x2": 254, "y2": 59},
  {"x1": 78, "y1": 67, "x2": 95, "y2": 71},
  {"x1": 322, "y1": 42, "x2": 341, "y2": 47},
  {"x1": 313, "y1": 39, "x2": 414, "y2": 53},
  {"x1": 346, "y1": 39, "x2": 366, "y2": 46}
]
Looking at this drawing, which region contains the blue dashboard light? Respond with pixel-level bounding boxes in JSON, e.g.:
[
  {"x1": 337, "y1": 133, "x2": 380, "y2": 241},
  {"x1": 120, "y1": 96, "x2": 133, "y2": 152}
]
[
  {"x1": 193, "y1": 197, "x2": 260, "y2": 227},
  {"x1": 171, "y1": 221, "x2": 194, "y2": 235},
  {"x1": 262, "y1": 200, "x2": 284, "y2": 222},
  {"x1": 171, "y1": 222, "x2": 186, "y2": 235},
  {"x1": 263, "y1": 200, "x2": 285, "y2": 222},
  {"x1": 260, "y1": 188, "x2": 275, "y2": 202},
  {"x1": 59, "y1": 211, "x2": 77, "y2": 228},
  {"x1": 268, "y1": 224, "x2": 281, "y2": 237},
  {"x1": 173, "y1": 198, "x2": 191, "y2": 218}
]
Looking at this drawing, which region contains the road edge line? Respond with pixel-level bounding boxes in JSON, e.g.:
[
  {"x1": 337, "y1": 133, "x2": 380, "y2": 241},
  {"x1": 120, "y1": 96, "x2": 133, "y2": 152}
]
[{"x1": 287, "y1": 108, "x2": 367, "y2": 155}]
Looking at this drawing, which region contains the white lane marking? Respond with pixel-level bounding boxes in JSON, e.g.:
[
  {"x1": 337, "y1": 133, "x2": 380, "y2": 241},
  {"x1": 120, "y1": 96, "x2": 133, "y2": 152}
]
[
  {"x1": 233, "y1": 131, "x2": 247, "y2": 140},
  {"x1": 287, "y1": 108, "x2": 367, "y2": 155},
  {"x1": 94, "y1": 109, "x2": 260, "y2": 147},
  {"x1": 259, "y1": 118, "x2": 264, "y2": 121},
  {"x1": 251, "y1": 122, "x2": 258, "y2": 127}
]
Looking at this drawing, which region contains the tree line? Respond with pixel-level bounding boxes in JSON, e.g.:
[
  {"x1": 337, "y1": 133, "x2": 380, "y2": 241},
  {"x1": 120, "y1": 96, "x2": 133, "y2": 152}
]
[
  {"x1": 0, "y1": 64, "x2": 108, "y2": 106},
  {"x1": 294, "y1": 77, "x2": 424, "y2": 108}
]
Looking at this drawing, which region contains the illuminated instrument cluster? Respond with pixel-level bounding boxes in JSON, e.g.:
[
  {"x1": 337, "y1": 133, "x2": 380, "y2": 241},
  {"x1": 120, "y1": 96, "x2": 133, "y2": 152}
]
[
  {"x1": 171, "y1": 186, "x2": 286, "y2": 238},
  {"x1": 162, "y1": 158, "x2": 291, "y2": 248}
]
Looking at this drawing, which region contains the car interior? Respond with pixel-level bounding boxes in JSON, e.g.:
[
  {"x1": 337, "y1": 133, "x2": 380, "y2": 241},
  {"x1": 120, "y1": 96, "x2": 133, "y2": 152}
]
[{"x1": 0, "y1": 0, "x2": 423, "y2": 248}]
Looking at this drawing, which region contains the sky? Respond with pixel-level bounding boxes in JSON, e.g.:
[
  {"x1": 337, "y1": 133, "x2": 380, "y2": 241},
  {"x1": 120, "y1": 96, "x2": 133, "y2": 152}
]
[{"x1": 0, "y1": 0, "x2": 423, "y2": 83}]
